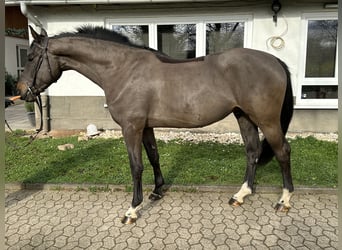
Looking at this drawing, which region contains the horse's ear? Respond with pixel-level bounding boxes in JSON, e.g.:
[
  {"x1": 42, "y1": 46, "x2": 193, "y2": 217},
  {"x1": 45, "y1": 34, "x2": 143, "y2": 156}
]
[
  {"x1": 40, "y1": 28, "x2": 48, "y2": 37},
  {"x1": 29, "y1": 25, "x2": 40, "y2": 41}
]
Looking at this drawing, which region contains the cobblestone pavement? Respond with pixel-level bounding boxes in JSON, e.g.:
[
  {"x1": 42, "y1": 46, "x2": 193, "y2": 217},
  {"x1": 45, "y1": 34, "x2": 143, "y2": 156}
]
[
  {"x1": 5, "y1": 102, "x2": 35, "y2": 131},
  {"x1": 5, "y1": 188, "x2": 338, "y2": 249}
]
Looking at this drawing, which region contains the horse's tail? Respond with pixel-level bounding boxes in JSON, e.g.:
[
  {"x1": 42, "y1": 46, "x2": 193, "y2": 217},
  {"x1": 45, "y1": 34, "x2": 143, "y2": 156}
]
[{"x1": 258, "y1": 59, "x2": 294, "y2": 165}]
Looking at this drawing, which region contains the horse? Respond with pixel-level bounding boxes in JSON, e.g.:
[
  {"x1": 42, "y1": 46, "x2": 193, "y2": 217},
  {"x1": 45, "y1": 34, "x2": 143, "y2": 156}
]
[{"x1": 17, "y1": 25, "x2": 294, "y2": 224}]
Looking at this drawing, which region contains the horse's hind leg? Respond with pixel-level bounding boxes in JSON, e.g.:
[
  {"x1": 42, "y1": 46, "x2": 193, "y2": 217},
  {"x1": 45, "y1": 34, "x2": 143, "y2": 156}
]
[
  {"x1": 229, "y1": 111, "x2": 261, "y2": 206},
  {"x1": 143, "y1": 128, "x2": 165, "y2": 200},
  {"x1": 262, "y1": 126, "x2": 293, "y2": 212}
]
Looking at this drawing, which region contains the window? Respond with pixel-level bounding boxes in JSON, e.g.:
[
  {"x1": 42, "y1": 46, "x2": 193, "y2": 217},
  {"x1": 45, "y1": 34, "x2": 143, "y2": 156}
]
[
  {"x1": 298, "y1": 14, "x2": 338, "y2": 108},
  {"x1": 157, "y1": 24, "x2": 196, "y2": 59},
  {"x1": 107, "y1": 15, "x2": 251, "y2": 59},
  {"x1": 206, "y1": 22, "x2": 244, "y2": 54},
  {"x1": 302, "y1": 85, "x2": 337, "y2": 99},
  {"x1": 16, "y1": 45, "x2": 28, "y2": 77},
  {"x1": 112, "y1": 25, "x2": 149, "y2": 47},
  {"x1": 305, "y1": 20, "x2": 337, "y2": 78}
]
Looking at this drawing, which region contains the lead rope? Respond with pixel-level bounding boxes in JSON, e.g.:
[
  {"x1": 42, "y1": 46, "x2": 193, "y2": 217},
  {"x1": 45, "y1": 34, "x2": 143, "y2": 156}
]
[
  {"x1": 5, "y1": 96, "x2": 44, "y2": 149},
  {"x1": 6, "y1": 38, "x2": 50, "y2": 148},
  {"x1": 25, "y1": 95, "x2": 44, "y2": 146},
  {"x1": 5, "y1": 119, "x2": 13, "y2": 132}
]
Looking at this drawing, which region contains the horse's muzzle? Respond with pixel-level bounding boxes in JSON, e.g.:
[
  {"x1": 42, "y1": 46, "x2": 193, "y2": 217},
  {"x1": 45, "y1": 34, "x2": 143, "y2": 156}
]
[{"x1": 17, "y1": 81, "x2": 37, "y2": 102}]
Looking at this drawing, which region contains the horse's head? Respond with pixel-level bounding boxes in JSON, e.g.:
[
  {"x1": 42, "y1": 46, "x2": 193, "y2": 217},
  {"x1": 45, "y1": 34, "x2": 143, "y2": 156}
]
[{"x1": 17, "y1": 26, "x2": 62, "y2": 102}]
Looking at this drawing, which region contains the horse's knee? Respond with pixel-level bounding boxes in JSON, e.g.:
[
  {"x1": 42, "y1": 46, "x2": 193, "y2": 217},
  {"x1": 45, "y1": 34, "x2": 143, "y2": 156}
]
[
  {"x1": 284, "y1": 142, "x2": 291, "y2": 161},
  {"x1": 282, "y1": 140, "x2": 291, "y2": 157},
  {"x1": 131, "y1": 164, "x2": 144, "y2": 178}
]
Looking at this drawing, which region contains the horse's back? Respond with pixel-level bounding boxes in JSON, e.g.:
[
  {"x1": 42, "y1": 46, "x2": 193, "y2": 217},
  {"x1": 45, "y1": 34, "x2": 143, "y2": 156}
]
[{"x1": 214, "y1": 48, "x2": 285, "y2": 78}]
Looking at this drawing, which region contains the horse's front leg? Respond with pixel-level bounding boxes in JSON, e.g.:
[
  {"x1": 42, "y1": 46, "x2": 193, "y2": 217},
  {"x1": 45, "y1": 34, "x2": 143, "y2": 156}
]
[{"x1": 121, "y1": 125, "x2": 144, "y2": 224}]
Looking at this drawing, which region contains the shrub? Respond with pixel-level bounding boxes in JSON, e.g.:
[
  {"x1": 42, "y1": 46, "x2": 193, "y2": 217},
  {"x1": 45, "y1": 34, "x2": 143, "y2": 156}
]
[
  {"x1": 25, "y1": 102, "x2": 35, "y2": 112},
  {"x1": 5, "y1": 71, "x2": 17, "y2": 96}
]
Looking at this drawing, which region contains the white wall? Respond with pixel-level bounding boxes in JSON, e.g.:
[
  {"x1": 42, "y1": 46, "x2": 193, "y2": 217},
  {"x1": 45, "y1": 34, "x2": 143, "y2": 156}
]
[
  {"x1": 252, "y1": 12, "x2": 301, "y2": 82},
  {"x1": 42, "y1": 20, "x2": 105, "y2": 96},
  {"x1": 28, "y1": 3, "x2": 336, "y2": 102},
  {"x1": 5, "y1": 36, "x2": 28, "y2": 77}
]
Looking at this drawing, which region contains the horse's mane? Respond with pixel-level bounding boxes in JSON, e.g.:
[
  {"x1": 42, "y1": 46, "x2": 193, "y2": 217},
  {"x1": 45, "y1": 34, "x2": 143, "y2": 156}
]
[
  {"x1": 55, "y1": 25, "x2": 151, "y2": 50},
  {"x1": 54, "y1": 25, "x2": 204, "y2": 63}
]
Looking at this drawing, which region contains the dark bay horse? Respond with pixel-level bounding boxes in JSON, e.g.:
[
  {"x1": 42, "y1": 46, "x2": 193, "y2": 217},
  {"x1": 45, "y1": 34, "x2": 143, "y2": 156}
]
[{"x1": 17, "y1": 26, "x2": 294, "y2": 224}]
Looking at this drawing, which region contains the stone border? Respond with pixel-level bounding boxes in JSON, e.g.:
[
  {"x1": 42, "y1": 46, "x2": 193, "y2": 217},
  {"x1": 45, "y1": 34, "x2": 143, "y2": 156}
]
[{"x1": 5, "y1": 183, "x2": 337, "y2": 195}]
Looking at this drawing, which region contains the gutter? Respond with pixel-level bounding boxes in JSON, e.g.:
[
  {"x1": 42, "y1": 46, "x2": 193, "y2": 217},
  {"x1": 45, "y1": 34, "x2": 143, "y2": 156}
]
[
  {"x1": 7, "y1": 0, "x2": 205, "y2": 5},
  {"x1": 20, "y1": 2, "x2": 43, "y2": 28}
]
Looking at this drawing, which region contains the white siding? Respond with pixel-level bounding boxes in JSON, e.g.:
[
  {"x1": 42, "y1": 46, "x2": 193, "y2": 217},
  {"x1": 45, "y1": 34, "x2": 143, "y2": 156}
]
[
  {"x1": 5, "y1": 36, "x2": 28, "y2": 77},
  {"x1": 40, "y1": 20, "x2": 105, "y2": 96},
  {"x1": 28, "y1": 3, "x2": 337, "y2": 108}
]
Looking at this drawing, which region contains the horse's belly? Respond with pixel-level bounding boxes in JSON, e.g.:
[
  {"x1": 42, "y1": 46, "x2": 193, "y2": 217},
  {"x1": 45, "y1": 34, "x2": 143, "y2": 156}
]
[{"x1": 148, "y1": 102, "x2": 232, "y2": 128}]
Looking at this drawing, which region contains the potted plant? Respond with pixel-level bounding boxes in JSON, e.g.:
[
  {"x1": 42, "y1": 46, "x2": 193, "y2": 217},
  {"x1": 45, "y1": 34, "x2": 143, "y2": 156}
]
[{"x1": 25, "y1": 102, "x2": 36, "y2": 126}]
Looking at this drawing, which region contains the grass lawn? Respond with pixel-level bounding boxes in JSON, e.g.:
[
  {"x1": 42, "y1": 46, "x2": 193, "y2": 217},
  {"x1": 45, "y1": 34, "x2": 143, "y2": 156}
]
[{"x1": 5, "y1": 131, "x2": 337, "y2": 188}]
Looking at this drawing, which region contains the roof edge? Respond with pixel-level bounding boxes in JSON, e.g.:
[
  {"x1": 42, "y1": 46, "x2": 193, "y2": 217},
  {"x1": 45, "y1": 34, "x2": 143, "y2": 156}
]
[{"x1": 5, "y1": 0, "x2": 225, "y2": 6}]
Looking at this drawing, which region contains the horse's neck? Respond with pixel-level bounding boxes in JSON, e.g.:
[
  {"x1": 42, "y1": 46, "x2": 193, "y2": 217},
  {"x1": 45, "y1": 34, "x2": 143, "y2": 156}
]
[{"x1": 49, "y1": 37, "x2": 128, "y2": 86}]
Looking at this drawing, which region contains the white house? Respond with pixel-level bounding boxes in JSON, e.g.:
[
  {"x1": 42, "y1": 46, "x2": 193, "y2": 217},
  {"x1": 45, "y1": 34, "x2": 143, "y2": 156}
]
[
  {"x1": 5, "y1": 36, "x2": 29, "y2": 78},
  {"x1": 5, "y1": 0, "x2": 338, "y2": 132},
  {"x1": 5, "y1": 6, "x2": 29, "y2": 80}
]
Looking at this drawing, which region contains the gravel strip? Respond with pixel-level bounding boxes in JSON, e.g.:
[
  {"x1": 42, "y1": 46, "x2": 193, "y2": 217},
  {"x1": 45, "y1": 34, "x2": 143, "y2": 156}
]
[{"x1": 93, "y1": 129, "x2": 338, "y2": 144}]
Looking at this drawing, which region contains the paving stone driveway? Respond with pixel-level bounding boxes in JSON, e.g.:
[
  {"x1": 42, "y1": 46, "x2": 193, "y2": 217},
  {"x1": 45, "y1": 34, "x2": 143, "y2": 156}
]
[{"x1": 5, "y1": 188, "x2": 338, "y2": 249}]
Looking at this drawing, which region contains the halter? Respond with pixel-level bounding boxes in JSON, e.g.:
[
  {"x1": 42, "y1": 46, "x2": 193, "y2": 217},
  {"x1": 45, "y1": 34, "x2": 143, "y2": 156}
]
[
  {"x1": 23, "y1": 37, "x2": 55, "y2": 142},
  {"x1": 26, "y1": 37, "x2": 55, "y2": 96}
]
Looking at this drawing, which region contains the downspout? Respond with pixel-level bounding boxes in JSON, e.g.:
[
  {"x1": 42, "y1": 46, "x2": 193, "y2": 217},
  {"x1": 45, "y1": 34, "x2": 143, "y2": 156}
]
[
  {"x1": 20, "y1": 1, "x2": 50, "y2": 133},
  {"x1": 20, "y1": 2, "x2": 43, "y2": 29}
]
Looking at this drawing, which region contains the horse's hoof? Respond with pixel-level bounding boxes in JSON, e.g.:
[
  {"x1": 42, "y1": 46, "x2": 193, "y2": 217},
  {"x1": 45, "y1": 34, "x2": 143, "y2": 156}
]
[
  {"x1": 121, "y1": 216, "x2": 137, "y2": 225},
  {"x1": 149, "y1": 192, "x2": 163, "y2": 201},
  {"x1": 229, "y1": 197, "x2": 242, "y2": 207},
  {"x1": 274, "y1": 203, "x2": 291, "y2": 213}
]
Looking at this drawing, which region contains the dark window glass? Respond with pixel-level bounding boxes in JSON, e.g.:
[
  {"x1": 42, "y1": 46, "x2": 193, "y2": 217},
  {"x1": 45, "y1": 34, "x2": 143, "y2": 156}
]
[
  {"x1": 112, "y1": 25, "x2": 149, "y2": 47},
  {"x1": 157, "y1": 24, "x2": 196, "y2": 59},
  {"x1": 301, "y1": 85, "x2": 337, "y2": 99},
  {"x1": 305, "y1": 20, "x2": 337, "y2": 77},
  {"x1": 206, "y1": 22, "x2": 244, "y2": 54},
  {"x1": 19, "y1": 48, "x2": 28, "y2": 67}
]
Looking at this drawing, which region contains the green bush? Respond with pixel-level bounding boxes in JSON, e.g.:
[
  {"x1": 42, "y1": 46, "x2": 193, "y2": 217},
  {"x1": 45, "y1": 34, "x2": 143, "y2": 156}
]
[
  {"x1": 25, "y1": 102, "x2": 35, "y2": 112},
  {"x1": 5, "y1": 71, "x2": 17, "y2": 96}
]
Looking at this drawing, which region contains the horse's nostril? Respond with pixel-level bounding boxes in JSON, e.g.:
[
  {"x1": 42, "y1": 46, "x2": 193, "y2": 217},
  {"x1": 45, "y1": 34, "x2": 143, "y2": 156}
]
[
  {"x1": 16, "y1": 82, "x2": 27, "y2": 92},
  {"x1": 15, "y1": 88, "x2": 21, "y2": 96}
]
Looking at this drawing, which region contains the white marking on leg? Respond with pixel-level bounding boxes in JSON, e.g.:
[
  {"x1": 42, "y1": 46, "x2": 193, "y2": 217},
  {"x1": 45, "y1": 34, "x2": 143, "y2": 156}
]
[
  {"x1": 278, "y1": 188, "x2": 293, "y2": 207},
  {"x1": 233, "y1": 182, "x2": 252, "y2": 203},
  {"x1": 125, "y1": 205, "x2": 141, "y2": 219}
]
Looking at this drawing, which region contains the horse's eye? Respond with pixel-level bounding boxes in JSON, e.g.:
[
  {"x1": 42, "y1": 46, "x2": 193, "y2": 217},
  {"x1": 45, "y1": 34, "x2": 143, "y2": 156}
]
[{"x1": 28, "y1": 53, "x2": 34, "y2": 61}]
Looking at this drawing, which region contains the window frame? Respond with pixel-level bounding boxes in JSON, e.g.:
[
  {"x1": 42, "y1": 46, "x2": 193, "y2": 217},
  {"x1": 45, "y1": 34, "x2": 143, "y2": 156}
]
[
  {"x1": 155, "y1": 22, "x2": 198, "y2": 59},
  {"x1": 107, "y1": 21, "x2": 153, "y2": 47},
  {"x1": 106, "y1": 14, "x2": 252, "y2": 58},
  {"x1": 296, "y1": 13, "x2": 338, "y2": 109},
  {"x1": 16, "y1": 44, "x2": 29, "y2": 78},
  {"x1": 197, "y1": 15, "x2": 252, "y2": 56},
  {"x1": 111, "y1": 24, "x2": 150, "y2": 47}
]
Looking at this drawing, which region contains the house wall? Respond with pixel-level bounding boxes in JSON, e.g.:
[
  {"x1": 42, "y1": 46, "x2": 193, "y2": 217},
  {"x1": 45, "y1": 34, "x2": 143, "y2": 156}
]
[
  {"x1": 5, "y1": 36, "x2": 28, "y2": 76},
  {"x1": 27, "y1": 2, "x2": 337, "y2": 133},
  {"x1": 48, "y1": 96, "x2": 338, "y2": 133}
]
